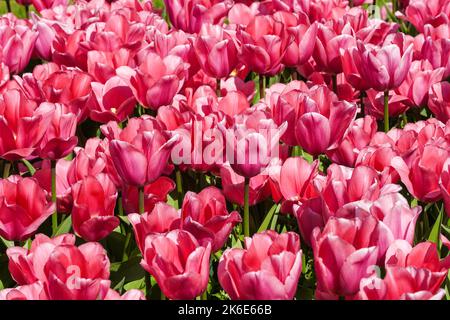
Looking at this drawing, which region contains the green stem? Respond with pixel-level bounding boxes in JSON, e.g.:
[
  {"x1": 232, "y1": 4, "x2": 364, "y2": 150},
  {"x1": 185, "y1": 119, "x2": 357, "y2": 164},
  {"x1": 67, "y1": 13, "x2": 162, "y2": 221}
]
[
  {"x1": 259, "y1": 75, "x2": 266, "y2": 99},
  {"x1": 5, "y1": 0, "x2": 11, "y2": 13},
  {"x1": 138, "y1": 186, "x2": 145, "y2": 214},
  {"x1": 384, "y1": 90, "x2": 390, "y2": 132},
  {"x1": 243, "y1": 177, "x2": 250, "y2": 238},
  {"x1": 51, "y1": 160, "x2": 58, "y2": 232},
  {"x1": 2, "y1": 162, "x2": 10, "y2": 179},
  {"x1": 331, "y1": 74, "x2": 337, "y2": 93},
  {"x1": 201, "y1": 290, "x2": 207, "y2": 300},
  {"x1": 175, "y1": 169, "x2": 183, "y2": 209}
]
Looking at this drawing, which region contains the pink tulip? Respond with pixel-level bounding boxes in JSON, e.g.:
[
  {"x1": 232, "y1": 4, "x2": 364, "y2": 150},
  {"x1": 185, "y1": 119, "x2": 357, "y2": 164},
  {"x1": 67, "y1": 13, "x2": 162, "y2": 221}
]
[
  {"x1": 218, "y1": 231, "x2": 302, "y2": 300},
  {"x1": 356, "y1": 41, "x2": 413, "y2": 91},
  {"x1": 396, "y1": 60, "x2": 445, "y2": 108},
  {"x1": 219, "y1": 164, "x2": 273, "y2": 206},
  {"x1": 43, "y1": 242, "x2": 111, "y2": 300},
  {"x1": 428, "y1": 82, "x2": 450, "y2": 122},
  {"x1": 104, "y1": 289, "x2": 145, "y2": 300},
  {"x1": 327, "y1": 115, "x2": 378, "y2": 167},
  {"x1": 403, "y1": 0, "x2": 450, "y2": 33},
  {"x1": 0, "y1": 282, "x2": 47, "y2": 300},
  {"x1": 312, "y1": 217, "x2": 379, "y2": 299},
  {"x1": 141, "y1": 229, "x2": 211, "y2": 300},
  {"x1": 358, "y1": 240, "x2": 450, "y2": 300},
  {"x1": 32, "y1": 0, "x2": 68, "y2": 12},
  {"x1": 128, "y1": 202, "x2": 180, "y2": 252},
  {"x1": 38, "y1": 103, "x2": 78, "y2": 160},
  {"x1": 0, "y1": 176, "x2": 55, "y2": 241},
  {"x1": 41, "y1": 68, "x2": 94, "y2": 122},
  {"x1": 87, "y1": 49, "x2": 135, "y2": 84},
  {"x1": 313, "y1": 24, "x2": 356, "y2": 75},
  {"x1": 109, "y1": 129, "x2": 179, "y2": 187},
  {"x1": 220, "y1": 112, "x2": 287, "y2": 178},
  {"x1": 87, "y1": 76, "x2": 137, "y2": 123},
  {"x1": 392, "y1": 144, "x2": 448, "y2": 202},
  {"x1": 128, "y1": 53, "x2": 189, "y2": 110},
  {"x1": 365, "y1": 89, "x2": 410, "y2": 119},
  {"x1": 421, "y1": 37, "x2": 450, "y2": 78},
  {"x1": 122, "y1": 177, "x2": 175, "y2": 215},
  {"x1": 237, "y1": 15, "x2": 291, "y2": 76},
  {"x1": 0, "y1": 89, "x2": 53, "y2": 161},
  {"x1": 71, "y1": 174, "x2": 119, "y2": 241},
  {"x1": 0, "y1": 21, "x2": 37, "y2": 74},
  {"x1": 163, "y1": 0, "x2": 232, "y2": 33},
  {"x1": 439, "y1": 161, "x2": 450, "y2": 217},
  {"x1": 283, "y1": 22, "x2": 318, "y2": 68},
  {"x1": 192, "y1": 24, "x2": 239, "y2": 79},
  {"x1": 181, "y1": 187, "x2": 241, "y2": 251},
  {"x1": 32, "y1": 18, "x2": 56, "y2": 61},
  {"x1": 7, "y1": 233, "x2": 75, "y2": 285},
  {"x1": 294, "y1": 85, "x2": 357, "y2": 156}
]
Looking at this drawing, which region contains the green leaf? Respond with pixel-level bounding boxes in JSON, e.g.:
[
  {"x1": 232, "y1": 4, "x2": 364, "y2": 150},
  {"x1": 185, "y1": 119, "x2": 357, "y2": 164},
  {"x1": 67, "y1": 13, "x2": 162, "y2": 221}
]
[
  {"x1": 257, "y1": 203, "x2": 280, "y2": 233},
  {"x1": 53, "y1": 216, "x2": 72, "y2": 236},
  {"x1": 0, "y1": 237, "x2": 14, "y2": 248},
  {"x1": 21, "y1": 159, "x2": 36, "y2": 176},
  {"x1": 428, "y1": 204, "x2": 444, "y2": 251}
]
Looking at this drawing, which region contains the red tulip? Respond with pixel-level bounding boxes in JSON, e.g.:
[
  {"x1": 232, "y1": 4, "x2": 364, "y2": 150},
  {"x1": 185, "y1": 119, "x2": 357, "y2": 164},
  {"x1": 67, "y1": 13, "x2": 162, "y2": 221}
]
[
  {"x1": 0, "y1": 89, "x2": 53, "y2": 161},
  {"x1": 181, "y1": 187, "x2": 241, "y2": 251},
  {"x1": 128, "y1": 202, "x2": 180, "y2": 252},
  {"x1": 141, "y1": 229, "x2": 211, "y2": 300},
  {"x1": 71, "y1": 174, "x2": 119, "y2": 242},
  {"x1": 31, "y1": 0, "x2": 68, "y2": 11},
  {"x1": 0, "y1": 176, "x2": 55, "y2": 241},
  {"x1": 218, "y1": 231, "x2": 302, "y2": 300},
  {"x1": 38, "y1": 103, "x2": 78, "y2": 160}
]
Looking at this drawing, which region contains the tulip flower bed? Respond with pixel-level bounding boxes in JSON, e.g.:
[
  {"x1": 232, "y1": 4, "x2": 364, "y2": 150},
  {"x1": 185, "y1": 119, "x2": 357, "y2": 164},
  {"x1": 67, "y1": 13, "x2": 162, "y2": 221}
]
[{"x1": 0, "y1": 0, "x2": 449, "y2": 301}]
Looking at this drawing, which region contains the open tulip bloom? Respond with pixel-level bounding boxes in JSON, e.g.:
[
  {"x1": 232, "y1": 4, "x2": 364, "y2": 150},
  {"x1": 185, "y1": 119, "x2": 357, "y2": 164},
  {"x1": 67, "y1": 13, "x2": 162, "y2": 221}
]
[{"x1": 0, "y1": 0, "x2": 448, "y2": 303}]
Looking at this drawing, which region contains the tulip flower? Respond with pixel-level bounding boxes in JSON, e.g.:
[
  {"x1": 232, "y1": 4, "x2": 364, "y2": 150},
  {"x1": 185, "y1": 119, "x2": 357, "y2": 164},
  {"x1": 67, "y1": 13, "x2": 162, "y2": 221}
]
[
  {"x1": 237, "y1": 14, "x2": 291, "y2": 77},
  {"x1": 87, "y1": 76, "x2": 137, "y2": 123},
  {"x1": 181, "y1": 187, "x2": 241, "y2": 251},
  {"x1": 327, "y1": 115, "x2": 378, "y2": 167},
  {"x1": 7, "y1": 233, "x2": 75, "y2": 285},
  {"x1": 312, "y1": 217, "x2": 379, "y2": 299},
  {"x1": 428, "y1": 82, "x2": 450, "y2": 122},
  {"x1": 294, "y1": 85, "x2": 357, "y2": 156},
  {"x1": 71, "y1": 174, "x2": 119, "y2": 241},
  {"x1": 141, "y1": 229, "x2": 211, "y2": 300},
  {"x1": 283, "y1": 22, "x2": 318, "y2": 68},
  {"x1": 0, "y1": 282, "x2": 47, "y2": 300},
  {"x1": 192, "y1": 24, "x2": 239, "y2": 79},
  {"x1": 358, "y1": 240, "x2": 450, "y2": 300},
  {"x1": 38, "y1": 103, "x2": 78, "y2": 160},
  {"x1": 109, "y1": 130, "x2": 179, "y2": 188},
  {"x1": 391, "y1": 144, "x2": 448, "y2": 202},
  {"x1": 163, "y1": 0, "x2": 232, "y2": 33},
  {"x1": 128, "y1": 53, "x2": 189, "y2": 110},
  {"x1": 0, "y1": 89, "x2": 53, "y2": 161},
  {"x1": 218, "y1": 231, "x2": 302, "y2": 300},
  {"x1": 128, "y1": 202, "x2": 180, "y2": 252},
  {"x1": 403, "y1": 0, "x2": 450, "y2": 33},
  {"x1": 0, "y1": 176, "x2": 55, "y2": 241},
  {"x1": 43, "y1": 242, "x2": 111, "y2": 300},
  {"x1": 31, "y1": 0, "x2": 68, "y2": 12},
  {"x1": 355, "y1": 41, "x2": 413, "y2": 132}
]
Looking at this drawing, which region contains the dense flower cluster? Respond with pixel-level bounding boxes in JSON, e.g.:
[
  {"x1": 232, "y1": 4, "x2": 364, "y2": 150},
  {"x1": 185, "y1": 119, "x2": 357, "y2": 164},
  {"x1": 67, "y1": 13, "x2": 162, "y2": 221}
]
[{"x1": 0, "y1": 0, "x2": 448, "y2": 300}]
